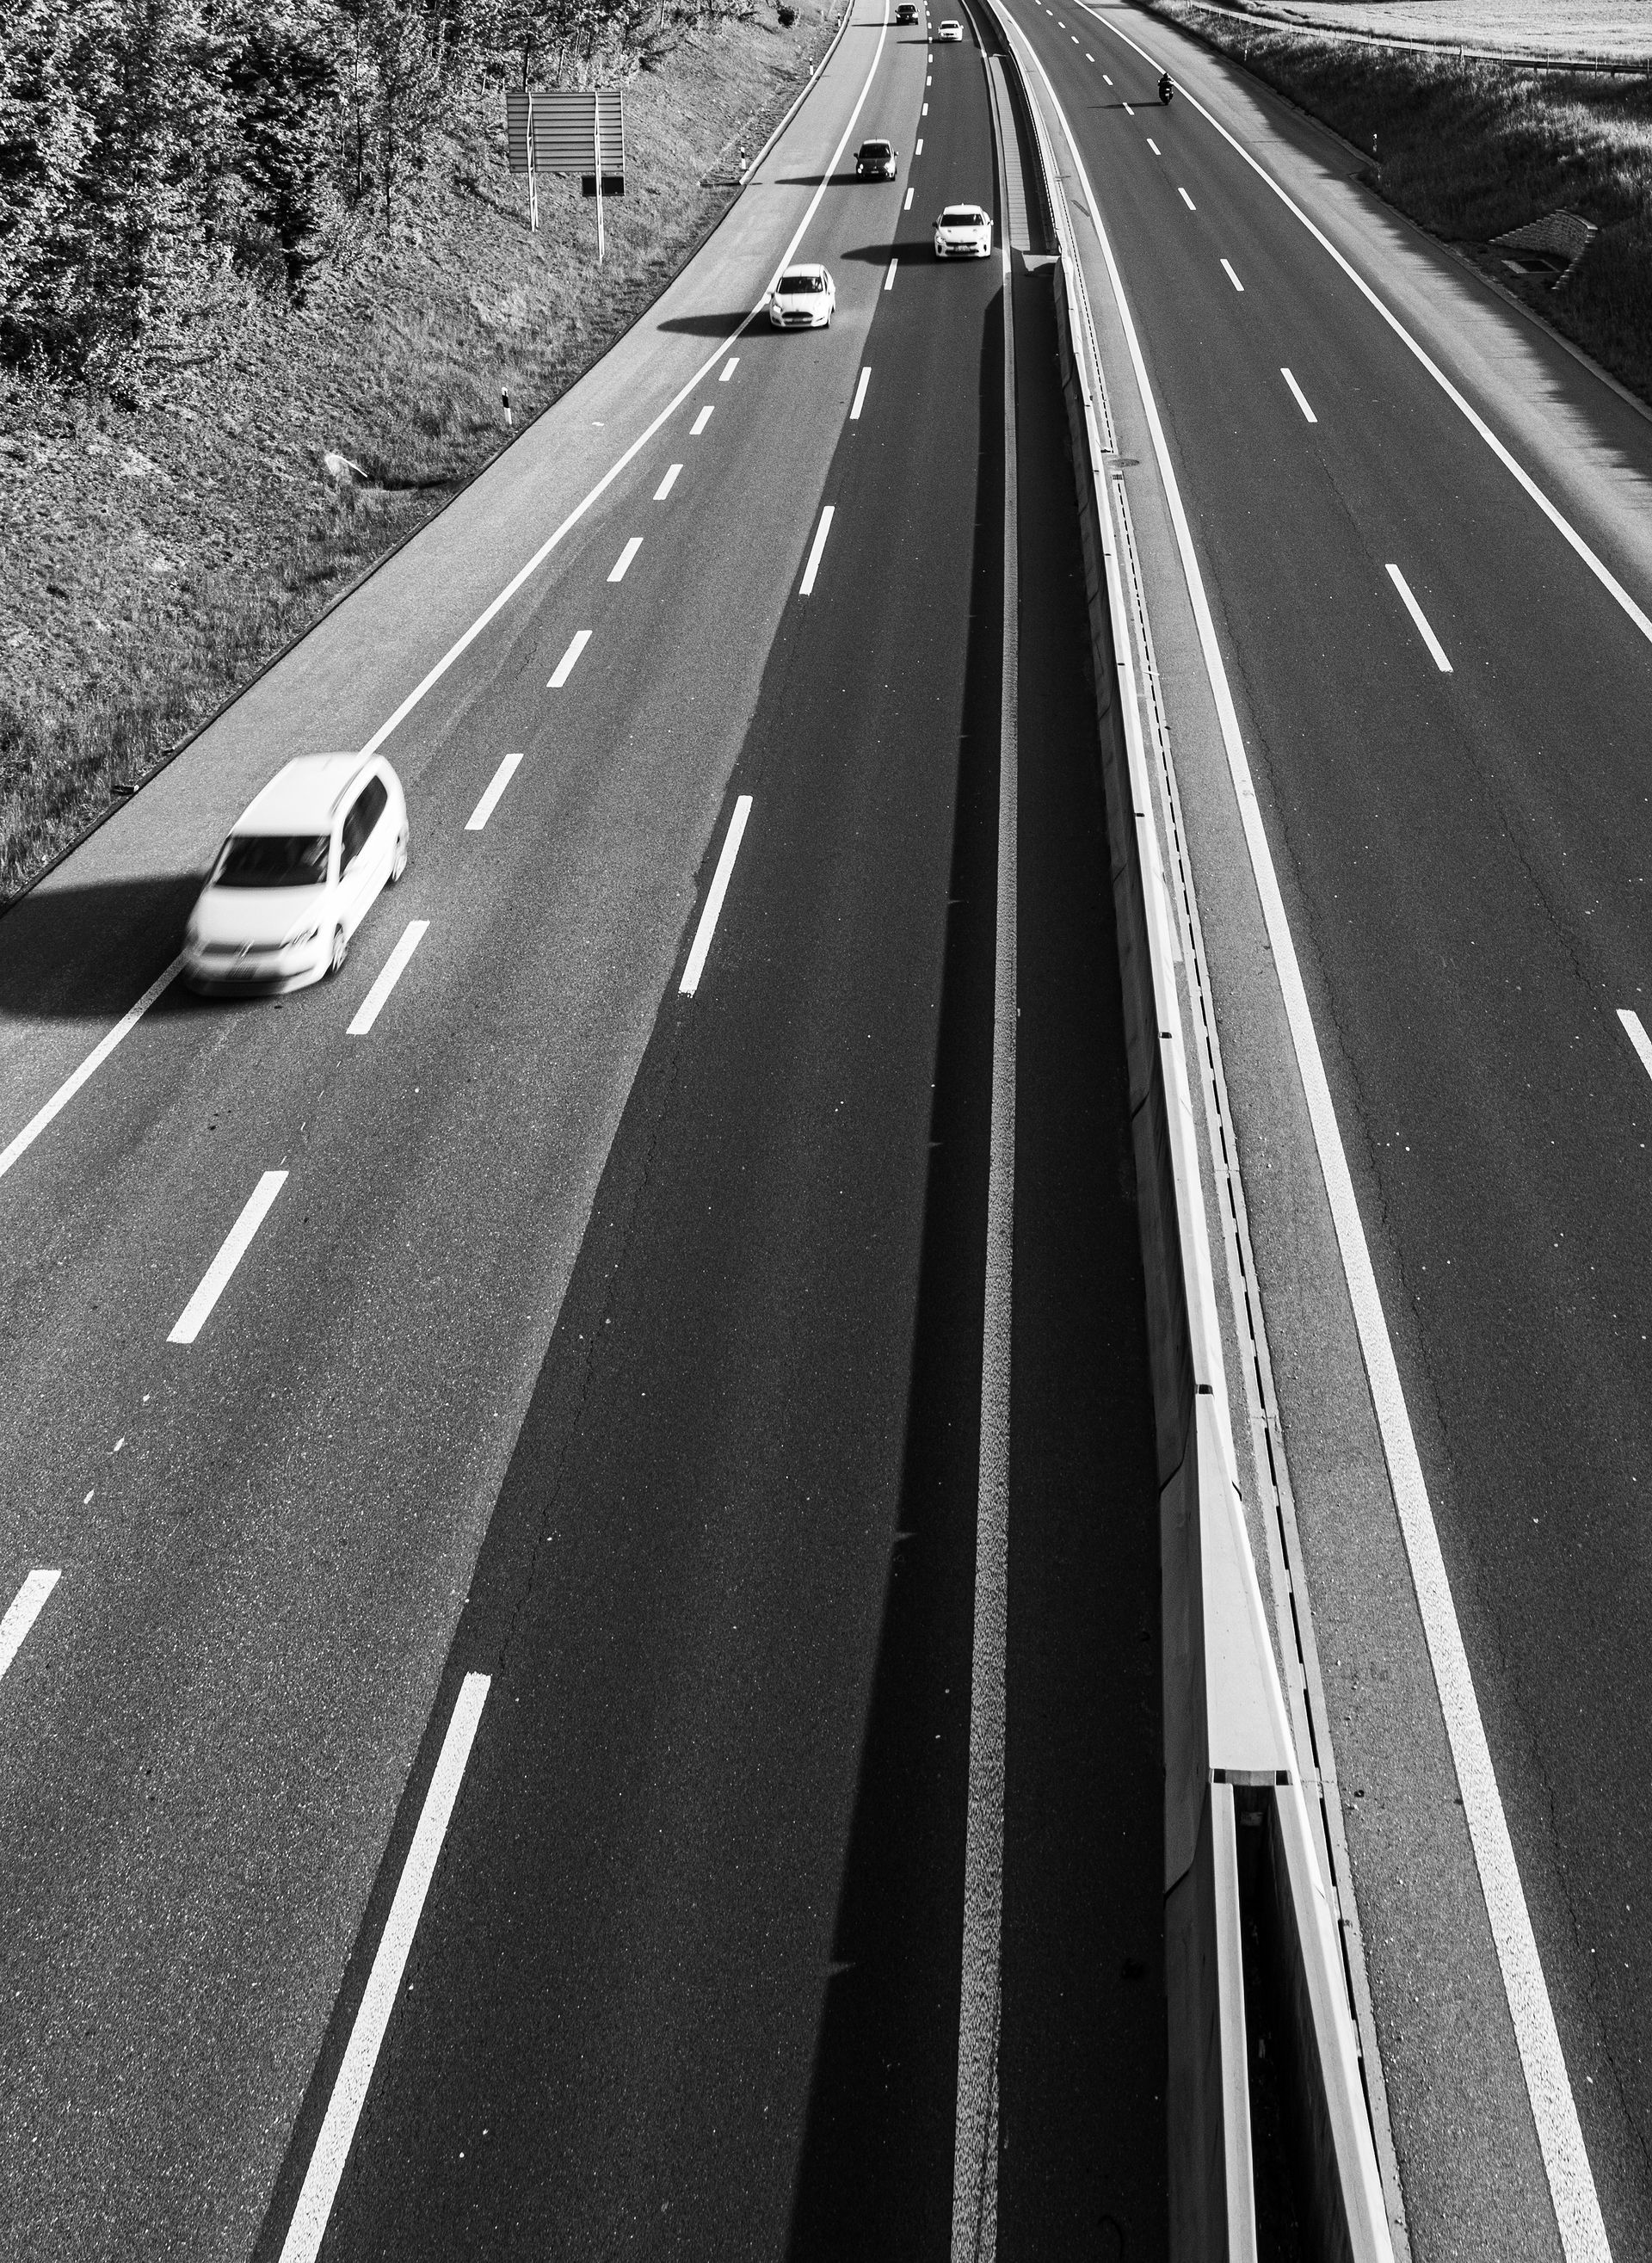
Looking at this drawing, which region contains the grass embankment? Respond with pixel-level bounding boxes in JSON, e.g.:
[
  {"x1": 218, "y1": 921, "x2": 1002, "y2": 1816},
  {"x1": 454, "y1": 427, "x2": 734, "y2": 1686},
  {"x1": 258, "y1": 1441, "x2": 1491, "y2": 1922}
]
[
  {"x1": 0, "y1": 1, "x2": 835, "y2": 902},
  {"x1": 1150, "y1": 3, "x2": 1652, "y2": 401}
]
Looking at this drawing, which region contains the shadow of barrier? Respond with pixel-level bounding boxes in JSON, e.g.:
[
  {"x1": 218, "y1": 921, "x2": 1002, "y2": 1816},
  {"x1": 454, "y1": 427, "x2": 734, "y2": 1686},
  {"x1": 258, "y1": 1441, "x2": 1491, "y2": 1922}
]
[{"x1": 988, "y1": 11, "x2": 1397, "y2": 2259}]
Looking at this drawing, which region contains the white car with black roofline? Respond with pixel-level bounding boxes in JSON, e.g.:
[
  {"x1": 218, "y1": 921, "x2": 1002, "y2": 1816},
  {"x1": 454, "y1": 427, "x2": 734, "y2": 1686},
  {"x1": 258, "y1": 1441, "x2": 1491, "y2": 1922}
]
[
  {"x1": 934, "y1": 202, "x2": 993, "y2": 258},
  {"x1": 768, "y1": 263, "x2": 837, "y2": 329},
  {"x1": 183, "y1": 751, "x2": 409, "y2": 995}
]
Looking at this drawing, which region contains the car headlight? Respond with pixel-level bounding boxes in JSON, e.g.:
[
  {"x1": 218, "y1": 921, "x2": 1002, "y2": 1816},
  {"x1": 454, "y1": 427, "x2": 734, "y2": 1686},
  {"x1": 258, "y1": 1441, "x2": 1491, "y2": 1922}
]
[{"x1": 284, "y1": 924, "x2": 321, "y2": 949}]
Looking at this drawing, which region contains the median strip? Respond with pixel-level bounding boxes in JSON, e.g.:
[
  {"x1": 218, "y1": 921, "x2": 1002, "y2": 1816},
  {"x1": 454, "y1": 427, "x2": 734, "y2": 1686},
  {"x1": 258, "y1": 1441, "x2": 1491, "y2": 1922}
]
[
  {"x1": 278, "y1": 1674, "x2": 490, "y2": 2263},
  {"x1": 0, "y1": 1569, "x2": 59, "y2": 1686},
  {"x1": 168, "y1": 1170, "x2": 287, "y2": 1344},
  {"x1": 1386, "y1": 564, "x2": 1453, "y2": 672},
  {"x1": 348, "y1": 921, "x2": 428, "y2": 1037},
  {"x1": 680, "y1": 796, "x2": 753, "y2": 997}
]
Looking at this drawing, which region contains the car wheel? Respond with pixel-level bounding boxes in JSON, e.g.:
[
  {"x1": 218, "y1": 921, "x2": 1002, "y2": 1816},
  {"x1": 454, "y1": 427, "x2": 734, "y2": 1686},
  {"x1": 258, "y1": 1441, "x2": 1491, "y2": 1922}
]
[
  {"x1": 329, "y1": 925, "x2": 348, "y2": 977},
  {"x1": 389, "y1": 827, "x2": 409, "y2": 884}
]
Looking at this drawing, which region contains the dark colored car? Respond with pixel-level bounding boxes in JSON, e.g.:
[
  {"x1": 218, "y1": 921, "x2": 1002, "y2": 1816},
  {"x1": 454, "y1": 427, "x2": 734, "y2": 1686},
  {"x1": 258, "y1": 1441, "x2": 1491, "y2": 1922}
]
[
  {"x1": 854, "y1": 138, "x2": 898, "y2": 180},
  {"x1": 896, "y1": 3, "x2": 919, "y2": 19}
]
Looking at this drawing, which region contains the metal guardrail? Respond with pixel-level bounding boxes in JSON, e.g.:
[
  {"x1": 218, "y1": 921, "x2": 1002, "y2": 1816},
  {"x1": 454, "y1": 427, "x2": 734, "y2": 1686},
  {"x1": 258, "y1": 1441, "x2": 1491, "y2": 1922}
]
[{"x1": 986, "y1": 10, "x2": 1397, "y2": 2254}]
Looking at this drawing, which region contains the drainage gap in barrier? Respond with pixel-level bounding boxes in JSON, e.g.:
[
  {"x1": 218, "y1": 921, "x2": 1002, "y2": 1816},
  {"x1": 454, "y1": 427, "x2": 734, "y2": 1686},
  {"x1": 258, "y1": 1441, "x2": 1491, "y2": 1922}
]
[{"x1": 1235, "y1": 1787, "x2": 1310, "y2": 2261}]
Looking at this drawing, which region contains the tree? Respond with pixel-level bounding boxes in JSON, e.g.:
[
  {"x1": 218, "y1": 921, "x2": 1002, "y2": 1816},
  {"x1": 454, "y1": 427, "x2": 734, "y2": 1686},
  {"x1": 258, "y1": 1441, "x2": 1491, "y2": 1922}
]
[
  {"x1": 229, "y1": 4, "x2": 336, "y2": 299},
  {"x1": 0, "y1": 0, "x2": 95, "y2": 362}
]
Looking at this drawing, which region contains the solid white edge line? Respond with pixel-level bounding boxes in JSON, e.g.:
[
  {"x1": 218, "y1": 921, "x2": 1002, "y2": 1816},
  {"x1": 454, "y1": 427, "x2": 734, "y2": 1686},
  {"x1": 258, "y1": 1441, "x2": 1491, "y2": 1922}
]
[
  {"x1": 1037, "y1": 26, "x2": 1612, "y2": 2259},
  {"x1": 951, "y1": 145, "x2": 1016, "y2": 2263},
  {"x1": 0, "y1": 1569, "x2": 60, "y2": 1684},
  {"x1": 1385, "y1": 563, "x2": 1453, "y2": 672},
  {"x1": 1281, "y1": 365, "x2": 1318, "y2": 422},
  {"x1": 356, "y1": 3, "x2": 897, "y2": 768},
  {"x1": 608, "y1": 535, "x2": 644, "y2": 583},
  {"x1": 654, "y1": 462, "x2": 682, "y2": 499},
  {"x1": 1090, "y1": 2, "x2": 1652, "y2": 663},
  {"x1": 548, "y1": 628, "x2": 591, "y2": 688},
  {"x1": 679, "y1": 795, "x2": 753, "y2": 996},
  {"x1": 1618, "y1": 1008, "x2": 1652, "y2": 1085},
  {"x1": 1221, "y1": 256, "x2": 1244, "y2": 292},
  {"x1": 851, "y1": 367, "x2": 872, "y2": 420},
  {"x1": 799, "y1": 503, "x2": 835, "y2": 595},
  {"x1": 277, "y1": 1672, "x2": 490, "y2": 2263},
  {"x1": 691, "y1": 404, "x2": 714, "y2": 435},
  {"x1": 168, "y1": 1168, "x2": 287, "y2": 1344},
  {"x1": 465, "y1": 750, "x2": 523, "y2": 831},
  {"x1": 0, "y1": 953, "x2": 184, "y2": 1188},
  {"x1": 348, "y1": 921, "x2": 429, "y2": 1037}
]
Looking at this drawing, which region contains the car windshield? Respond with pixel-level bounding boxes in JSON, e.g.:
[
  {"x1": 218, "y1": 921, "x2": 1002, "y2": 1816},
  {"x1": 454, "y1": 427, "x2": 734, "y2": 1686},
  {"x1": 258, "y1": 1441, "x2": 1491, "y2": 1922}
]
[
  {"x1": 780, "y1": 272, "x2": 823, "y2": 293},
  {"x1": 941, "y1": 208, "x2": 980, "y2": 224},
  {"x1": 862, "y1": 143, "x2": 891, "y2": 155},
  {"x1": 214, "y1": 833, "x2": 330, "y2": 888}
]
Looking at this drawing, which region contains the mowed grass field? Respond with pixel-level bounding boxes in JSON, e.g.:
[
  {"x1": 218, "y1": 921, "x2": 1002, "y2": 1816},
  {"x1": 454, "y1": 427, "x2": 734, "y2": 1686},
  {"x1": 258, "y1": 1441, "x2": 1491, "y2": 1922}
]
[
  {"x1": 0, "y1": 2, "x2": 836, "y2": 900},
  {"x1": 1155, "y1": 2, "x2": 1652, "y2": 402},
  {"x1": 1203, "y1": 2, "x2": 1651, "y2": 61}
]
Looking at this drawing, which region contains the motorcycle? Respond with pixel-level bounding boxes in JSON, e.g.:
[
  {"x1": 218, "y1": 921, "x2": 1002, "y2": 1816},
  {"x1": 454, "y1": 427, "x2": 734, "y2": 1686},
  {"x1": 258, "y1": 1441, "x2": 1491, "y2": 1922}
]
[{"x1": 1158, "y1": 71, "x2": 1174, "y2": 103}]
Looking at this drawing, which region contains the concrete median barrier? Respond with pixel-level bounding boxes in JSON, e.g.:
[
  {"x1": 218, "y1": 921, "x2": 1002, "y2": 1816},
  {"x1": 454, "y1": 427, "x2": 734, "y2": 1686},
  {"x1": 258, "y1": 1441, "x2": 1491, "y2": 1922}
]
[{"x1": 985, "y1": 11, "x2": 1396, "y2": 2257}]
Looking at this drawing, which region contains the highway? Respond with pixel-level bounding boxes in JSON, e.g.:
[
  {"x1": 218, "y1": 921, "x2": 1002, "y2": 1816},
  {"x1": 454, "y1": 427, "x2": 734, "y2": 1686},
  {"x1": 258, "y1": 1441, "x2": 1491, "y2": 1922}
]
[
  {"x1": 0, "y1": 4, "x2": 1166, "y2": 2259},
  {"x1": 995, "y1": 2, "x2": 1652, "y2": 2257}
]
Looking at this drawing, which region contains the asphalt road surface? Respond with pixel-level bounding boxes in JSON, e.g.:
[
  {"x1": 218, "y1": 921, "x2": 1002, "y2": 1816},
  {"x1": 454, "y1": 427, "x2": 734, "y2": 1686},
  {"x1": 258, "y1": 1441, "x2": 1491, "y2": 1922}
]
[
  {"x1": 1001, "y1": 2, "x2": 1652, "y2": 2256},
  {"x1": 0, "y1": 4, "x2": 1164, "y2": 2259}
]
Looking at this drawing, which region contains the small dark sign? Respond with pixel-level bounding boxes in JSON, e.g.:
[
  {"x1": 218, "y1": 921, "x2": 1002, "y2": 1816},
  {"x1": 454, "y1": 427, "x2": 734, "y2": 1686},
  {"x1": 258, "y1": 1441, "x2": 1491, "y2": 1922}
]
[{"x1": 581, "y1": 174, "x2": 626, "y2": 196}]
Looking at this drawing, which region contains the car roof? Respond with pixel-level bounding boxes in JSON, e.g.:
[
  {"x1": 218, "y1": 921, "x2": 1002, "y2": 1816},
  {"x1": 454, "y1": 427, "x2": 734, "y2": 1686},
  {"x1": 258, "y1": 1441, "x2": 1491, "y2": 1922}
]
[{"x1": 235, "y1": 754, "x2": 372, "y2": 834}]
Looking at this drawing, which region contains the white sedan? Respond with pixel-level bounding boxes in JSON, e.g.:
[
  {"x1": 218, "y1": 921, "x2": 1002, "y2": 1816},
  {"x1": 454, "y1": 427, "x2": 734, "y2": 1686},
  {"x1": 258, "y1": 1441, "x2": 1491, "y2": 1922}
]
[
  {"x1": 934, "y1": 203, "x2": 993, "y2": 258},
  {"x1": 768, "y1": 264, "x2": 837, "y2": 328},
  {"x1": 937, "y1": 16, "x2": 964, "y2": 36},
  {"x1": 183, "y1": 752, "x2": 409, "y2": 994}
]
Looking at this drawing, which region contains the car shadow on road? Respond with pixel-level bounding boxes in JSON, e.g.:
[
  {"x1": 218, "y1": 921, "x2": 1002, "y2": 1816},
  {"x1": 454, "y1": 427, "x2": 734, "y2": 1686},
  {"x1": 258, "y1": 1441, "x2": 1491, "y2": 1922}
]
[
  {"x1": 654, "y1": 311, "x2": 766, "y2": 336},
  {"x1": 0, "y1": 875, "x2": 203, "y2": 1023}
]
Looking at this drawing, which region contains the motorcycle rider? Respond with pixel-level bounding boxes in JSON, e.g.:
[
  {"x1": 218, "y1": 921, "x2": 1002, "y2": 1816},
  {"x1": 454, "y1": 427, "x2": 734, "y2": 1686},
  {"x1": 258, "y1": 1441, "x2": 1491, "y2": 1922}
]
[{"x1": 1158, "y1": 69, "x2": 1174, "y2": 102}]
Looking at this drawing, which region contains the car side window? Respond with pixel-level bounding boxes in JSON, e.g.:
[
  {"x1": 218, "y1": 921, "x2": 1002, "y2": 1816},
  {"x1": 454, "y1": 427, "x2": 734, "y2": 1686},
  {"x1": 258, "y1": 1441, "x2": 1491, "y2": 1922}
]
[{"x1": 341, "y1": 776, "x2": 388, "y2": 873}]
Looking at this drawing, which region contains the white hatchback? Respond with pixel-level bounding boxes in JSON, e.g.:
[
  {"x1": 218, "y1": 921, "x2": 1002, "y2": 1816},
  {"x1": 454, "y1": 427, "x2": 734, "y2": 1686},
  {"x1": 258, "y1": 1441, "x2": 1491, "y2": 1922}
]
[
  {"x1": 768, "y1": 263, "x2": 837, "y2": 329},
  {"x1": 183, "y1": 753, "x2": 409, "y2": 995},
  {"x1": 937, "y1": 16, "x2": 964, "y2": 36},
  {"x1": 934, "y1": 202, "x2": 993, "y2": 258}
]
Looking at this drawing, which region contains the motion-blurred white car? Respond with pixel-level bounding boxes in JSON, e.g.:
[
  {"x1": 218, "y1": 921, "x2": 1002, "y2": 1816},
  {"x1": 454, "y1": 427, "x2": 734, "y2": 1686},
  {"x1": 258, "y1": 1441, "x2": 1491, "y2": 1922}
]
[
  {"x1": 183, "y1": 753, "x2": 408, "y2": 995},
  {"x1": 937, "y1": 17, "x2": 964, "y2": 37},
  {"x1": 934, "y1": 203, "x2": 993, "y2": 257},
  {"x1": 768, "y1": 264, "x2": 837, "y2": 329}
]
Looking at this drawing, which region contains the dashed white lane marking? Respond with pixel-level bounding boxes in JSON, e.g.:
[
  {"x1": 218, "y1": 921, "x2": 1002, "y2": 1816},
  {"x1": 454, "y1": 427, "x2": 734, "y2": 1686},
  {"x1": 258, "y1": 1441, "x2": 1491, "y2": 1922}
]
[
  {"x1": 885, "y1": 256, "x2": 900, "y2": 290},
  {"x1": 1103, "y1": 70, "x2": 1113, "y2": 81},
  {"x1": 1122, "y1": 99, "x2": 1134, "y2": 114},
  {"x1": 1033, "y1": 30, "x2": 1612, "y2": 2254},
  {"x1": 465, "y1": 752, "x2": 523, "y2": 831},
  {"x1": 680, "y1": 796, "x2": 753, "y2": 997},
  {"x1": 916, "y1": 136, "x2": 924, "y2": 151},
  {"x1": 348, "y1": 922, "x2": 428, "y2": 1037},
  {"x1": 1222, "y1": 256, "x2": 1244, "y2": 291},
  {"x1": 852, "y1": 367, "x2": 872, "y2": 420},
  {"x1": 169, "y1": 1170, "x2": 287, "y2": 1344},
  {"x1": 691, "y1": 404, "x2": 713, "y2": 435},
  {"x1": 1146, "y1": 135, "x2": 1159, "y2": 153},
  {"x1": 799, "y1": 503, "x2": 835, "y2": 595},
  {"x1": 0, "y1": 1570, "x2": 59, "y2": 1686},
  {"x1": 1086, "y1": 52, "x2": 1094, "y2": 61},
  {"x1": 1281, "y1": 366, "x2": 1318, "y2": 422},
  {"x1": 1386, "y1": 564, "x2": 1453, "y2": 672},
  {"x1": 1619, "y1": 1008, "x2": 1652, "y2": 1085},
  {"x1": 548, "y1": 629, "x2": 591, "y2": 688},
  {"x1": 654, "y1": 462, "x2": 682, "y2": 500},
  {"x1": 607, "y1": 535, "x2": 643, "y2": 583},
  {"x1": 1177, "y1": 183, "x2": 1195, "y2": 208},
  {"x1": 0, "y1": 953, "x2": 184, "y2": 1190},
  {"x1": 719, "y1": 355, "x2": 738, "y2": 381},
  {"x1": 278, "y1": 1674, "x2": 490, "y2": 2263},
  {"x1": 905, "y1": 186, "x2": 915, "y2": 208},
  {"x1": 923, "y1": 100, "x2": 929, "y2": 112}
]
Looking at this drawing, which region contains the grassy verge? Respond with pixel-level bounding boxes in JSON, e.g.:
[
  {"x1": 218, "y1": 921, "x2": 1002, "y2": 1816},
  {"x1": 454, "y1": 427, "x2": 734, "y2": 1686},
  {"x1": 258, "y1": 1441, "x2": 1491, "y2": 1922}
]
[
  {"x1": 1149, "y1": 2, "x2": 1652, "y2": 398},
  {"x1": 0, "y1": 0, "x2": 838, "y2": 903}
]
